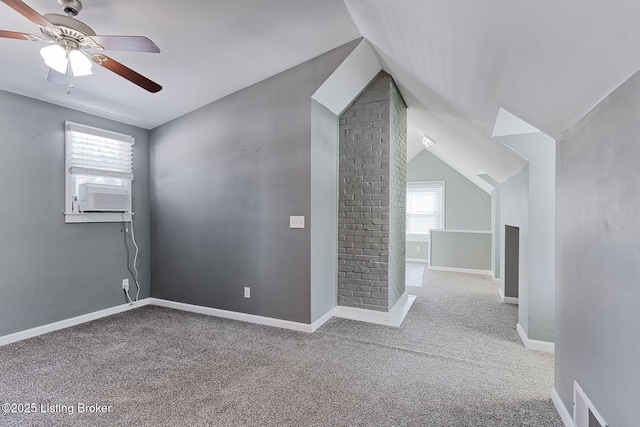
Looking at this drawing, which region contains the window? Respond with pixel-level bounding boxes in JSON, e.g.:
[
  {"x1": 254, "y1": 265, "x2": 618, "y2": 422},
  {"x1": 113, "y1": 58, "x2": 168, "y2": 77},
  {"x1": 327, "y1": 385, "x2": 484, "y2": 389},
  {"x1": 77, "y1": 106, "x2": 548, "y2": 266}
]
[
  {"x1": 406, "y1": 181, "x2": 444, "y2": 238},
  {"x1": 64, "y1": 121, "x2": 134, "y2": 223}
]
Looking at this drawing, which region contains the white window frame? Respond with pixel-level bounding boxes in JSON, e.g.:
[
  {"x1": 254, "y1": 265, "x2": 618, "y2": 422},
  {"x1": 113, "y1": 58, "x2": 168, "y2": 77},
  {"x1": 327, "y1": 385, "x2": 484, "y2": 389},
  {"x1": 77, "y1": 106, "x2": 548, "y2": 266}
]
[
  {"x1": 64, "y1": 121, "x2": 134, "y2": 224},
  {"x1": 406, "y1": 180, "x2": 445, "y2": 242}
]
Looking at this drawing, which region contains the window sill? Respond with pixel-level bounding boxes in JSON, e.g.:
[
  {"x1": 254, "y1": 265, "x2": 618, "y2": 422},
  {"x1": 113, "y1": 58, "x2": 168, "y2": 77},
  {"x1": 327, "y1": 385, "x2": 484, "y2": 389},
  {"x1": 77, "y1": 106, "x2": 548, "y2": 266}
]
[{"x1": 65, "y1": 212, "x2": 133, "y2": 223}]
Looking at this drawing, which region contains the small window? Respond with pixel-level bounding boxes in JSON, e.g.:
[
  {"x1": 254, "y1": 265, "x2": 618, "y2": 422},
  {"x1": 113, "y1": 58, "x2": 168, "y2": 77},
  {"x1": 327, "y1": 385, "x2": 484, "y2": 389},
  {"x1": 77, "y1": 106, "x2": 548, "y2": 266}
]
[
  {"x1": 406, "y1": 181, "x2": 444, "y2": 237},
  {"x1": 64, "y1": 121, "x2": 134, "y2": 223}
]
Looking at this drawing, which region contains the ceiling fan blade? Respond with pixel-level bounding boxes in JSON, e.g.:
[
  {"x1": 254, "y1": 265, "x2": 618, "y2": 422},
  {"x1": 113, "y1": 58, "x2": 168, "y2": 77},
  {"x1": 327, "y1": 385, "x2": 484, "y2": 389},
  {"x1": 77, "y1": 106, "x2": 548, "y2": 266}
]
[
  {"x1": 91, "y1": 54, "x2": 162, "y2": 93},
  {"x1": 89, "y1": 35, "x2": 160, "y2": 53},
  {"x1": 0, "y1": 29, "x2": 42, "y2": 41},
  {"x1": 47, "y1": 68, "x2": 66, "y2": 84},
  {"x1": 0, "y1": 0, "x2": 54, "y2": 28}
]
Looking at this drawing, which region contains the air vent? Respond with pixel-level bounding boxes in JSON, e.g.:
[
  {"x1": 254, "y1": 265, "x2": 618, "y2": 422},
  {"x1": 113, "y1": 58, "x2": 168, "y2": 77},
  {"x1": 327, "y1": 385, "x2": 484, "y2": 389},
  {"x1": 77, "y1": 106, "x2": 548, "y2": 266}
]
[{"x1": 574, "y1": 381, "x2": 608, "y2": 427}]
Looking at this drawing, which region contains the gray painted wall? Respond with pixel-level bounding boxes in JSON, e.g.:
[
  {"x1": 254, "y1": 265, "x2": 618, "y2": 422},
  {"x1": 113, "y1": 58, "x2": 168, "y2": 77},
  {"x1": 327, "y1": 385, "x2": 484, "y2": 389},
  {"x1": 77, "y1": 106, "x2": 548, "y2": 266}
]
[
  {"x1": 555, "y1": 68, "x2": 640, "y2": 425},
  {"x1": 406, "y1": 241, "x2": 428, "y2": 261},
  {"x1": 150, "y1": 41, "x2": 358, "y2": 324},
  {"x1": 497, "y1": 132, "x2": 555, "y2": 342},
  {"x1": 429, "y1": 231, "x2": 491, "y2": 271},
  {"x1": 492, "y1": 190, "x2": 501, "y2": 279},
  {"x1": 310, "y1": 100, "x2": 338, "y2": 323},
  {"x1": 407, "y1": 149, "x2": 491, "y2": 231},
  {"x1": 0, "y1": 90, "x2": 151, "y2": 336},
  {"x1": 499, "y1": 165, "x2": 529, "y2": 332}
]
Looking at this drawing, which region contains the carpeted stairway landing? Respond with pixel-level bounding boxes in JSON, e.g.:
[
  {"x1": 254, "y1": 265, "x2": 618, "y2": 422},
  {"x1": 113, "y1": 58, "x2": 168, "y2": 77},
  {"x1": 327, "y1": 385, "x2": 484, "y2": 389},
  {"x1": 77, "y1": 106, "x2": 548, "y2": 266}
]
[{"x1": 0, "y1": 269, "x2": 562, "y2": 426}]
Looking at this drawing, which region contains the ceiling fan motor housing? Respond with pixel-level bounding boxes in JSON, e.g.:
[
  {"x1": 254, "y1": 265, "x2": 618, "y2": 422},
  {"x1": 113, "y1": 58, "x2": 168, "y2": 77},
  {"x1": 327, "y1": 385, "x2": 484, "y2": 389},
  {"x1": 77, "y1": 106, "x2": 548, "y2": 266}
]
[
  {"x1": 40, "y1": 13, "x2": 101, "y2": 50},
  {"x1": 57, "y1": 0, "x2": 82, "y2": 16}
]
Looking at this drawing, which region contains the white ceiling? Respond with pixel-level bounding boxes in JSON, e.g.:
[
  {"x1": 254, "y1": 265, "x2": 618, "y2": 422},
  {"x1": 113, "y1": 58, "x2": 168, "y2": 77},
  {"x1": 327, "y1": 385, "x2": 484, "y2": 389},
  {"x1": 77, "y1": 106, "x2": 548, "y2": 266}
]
[
  {"x1": 345, "y1": 0, "x2": 640, "y2": 138},
  {"x1": 2, "y1": 0, "x2": 640, "y2": 188},
  {"x1": 0, "y1": 0, "x2": 360, "y2": 128},
  {"x1": 343, "y1": 0, "x2": 640, "y2": 187}
]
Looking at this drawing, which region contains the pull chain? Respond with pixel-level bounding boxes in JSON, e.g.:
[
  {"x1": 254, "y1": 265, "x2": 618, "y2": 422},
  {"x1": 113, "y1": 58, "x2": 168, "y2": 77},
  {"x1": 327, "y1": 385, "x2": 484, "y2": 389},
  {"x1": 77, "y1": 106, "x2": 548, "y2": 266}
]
[{"x1": 66, "y1": 47, "x2": 74, "y2": 94}]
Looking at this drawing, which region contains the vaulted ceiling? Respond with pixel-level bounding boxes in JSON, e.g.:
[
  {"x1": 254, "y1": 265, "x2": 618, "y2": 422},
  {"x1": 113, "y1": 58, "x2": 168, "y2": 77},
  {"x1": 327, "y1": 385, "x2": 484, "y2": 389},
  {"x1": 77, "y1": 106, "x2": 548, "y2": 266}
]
[
  {"x1": 1, "y1": 0, "x2": 639, "y2": 188},
  {"x1": 0, "y1": 0, "x2": 360, "y2": 128}
]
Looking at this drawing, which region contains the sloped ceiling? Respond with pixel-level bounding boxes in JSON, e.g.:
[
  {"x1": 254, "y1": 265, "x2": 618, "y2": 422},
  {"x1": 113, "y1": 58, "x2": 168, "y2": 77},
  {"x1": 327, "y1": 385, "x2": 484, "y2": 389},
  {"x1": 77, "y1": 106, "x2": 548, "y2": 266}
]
[
  {"x1": 0, "y1": 0, "x2": 360, "y2": 128},
  {"x1": 344, "y1": 0, "x2": 640, "y2": 138},
  {"x1": 343, "y1": 0, "x2": 640, "y2": 187},
  {"x1": 1, "y1": 0, "x2": 640, "y2": 186}
]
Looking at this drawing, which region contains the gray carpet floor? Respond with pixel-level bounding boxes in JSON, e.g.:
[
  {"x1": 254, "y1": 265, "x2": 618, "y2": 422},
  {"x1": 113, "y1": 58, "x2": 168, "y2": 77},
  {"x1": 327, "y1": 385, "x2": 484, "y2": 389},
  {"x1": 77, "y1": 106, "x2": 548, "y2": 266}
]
[{"x1": 0, "y1": 269, "x2": 562, "y2": 426}]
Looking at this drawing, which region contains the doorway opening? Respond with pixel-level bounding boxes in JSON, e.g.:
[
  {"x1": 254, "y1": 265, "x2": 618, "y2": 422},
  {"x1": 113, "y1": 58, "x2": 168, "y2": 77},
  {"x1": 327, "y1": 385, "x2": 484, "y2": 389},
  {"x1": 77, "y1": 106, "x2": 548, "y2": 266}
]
[{"x1": 504, "y1": 225, "x2": 519, "y2": 304}]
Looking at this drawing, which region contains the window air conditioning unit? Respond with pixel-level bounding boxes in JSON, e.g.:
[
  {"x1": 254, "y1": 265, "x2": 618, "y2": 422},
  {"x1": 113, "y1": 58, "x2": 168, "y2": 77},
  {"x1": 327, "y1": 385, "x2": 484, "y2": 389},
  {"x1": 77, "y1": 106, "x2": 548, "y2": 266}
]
[{"x1": 78, "y1": 183, "x2": 131, "y2": 212}]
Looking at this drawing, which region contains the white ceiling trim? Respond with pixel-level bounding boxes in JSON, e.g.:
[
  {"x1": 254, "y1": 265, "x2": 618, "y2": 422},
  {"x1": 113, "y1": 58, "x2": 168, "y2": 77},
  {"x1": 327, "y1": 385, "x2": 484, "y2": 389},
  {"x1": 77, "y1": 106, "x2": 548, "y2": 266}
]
[
  {"x1": 312, "y1": 38, "x2": 381, "y2": 116},
  {"x1": 492, "y1": 108, "x2": 542, "y2": 138}
]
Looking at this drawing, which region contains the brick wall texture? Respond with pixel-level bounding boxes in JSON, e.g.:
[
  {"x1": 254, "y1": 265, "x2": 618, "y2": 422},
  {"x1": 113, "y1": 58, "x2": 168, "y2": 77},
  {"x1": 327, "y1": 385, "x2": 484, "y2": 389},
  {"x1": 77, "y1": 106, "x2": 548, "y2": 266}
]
[
  {"x1": 388, "y1": 75, "x2": 407, "y2": 308},
  {"x1": 337, "y1": 71, "x2": 407, "y2": 312}
]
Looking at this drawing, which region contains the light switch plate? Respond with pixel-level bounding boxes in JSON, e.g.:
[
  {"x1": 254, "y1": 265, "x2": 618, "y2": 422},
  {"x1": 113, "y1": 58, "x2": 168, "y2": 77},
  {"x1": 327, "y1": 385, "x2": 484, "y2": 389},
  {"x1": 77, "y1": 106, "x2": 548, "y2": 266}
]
[{"x1": 290, "y1": 216, "x2": 305, "y2": 228}]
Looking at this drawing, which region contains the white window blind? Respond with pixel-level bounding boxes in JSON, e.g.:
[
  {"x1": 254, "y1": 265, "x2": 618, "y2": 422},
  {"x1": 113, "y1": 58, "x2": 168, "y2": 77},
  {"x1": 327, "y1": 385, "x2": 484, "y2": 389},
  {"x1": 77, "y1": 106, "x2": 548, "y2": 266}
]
[
  {"x1": 66, "y1": 122, "x2": 134, "y2": 179},
  {"x1": 406, "y1": 181, "x2": 444, "y2": 236},
  {"x1": 64, "y1": 121, "x2": 135, "y2": 222}
]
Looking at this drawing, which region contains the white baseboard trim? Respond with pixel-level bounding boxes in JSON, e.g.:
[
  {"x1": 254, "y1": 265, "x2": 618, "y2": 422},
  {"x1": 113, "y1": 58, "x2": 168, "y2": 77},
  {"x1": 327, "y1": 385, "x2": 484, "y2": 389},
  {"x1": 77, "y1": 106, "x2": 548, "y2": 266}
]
[
  {"x1": 516, "y1": 323, "x2": 555, "y2": 353},
  {"x1": 333, "y1": 292, "x2": 417, "y2": 327},
  {"x1": 149, "y1": 298, "x2": 315, "y2": 333},
  {"x1": 0, "y1": 299, "x2": 151, "y2": 347},
  {"x1": 497, "y1": 287, "x2": 518, "y2": 305},
  {"x1": 151, "y1": 295, "x2": 418, "y2": 332},
  {"x1": 406, "y1": 258, "x2": 429, "y2": 264},
  {"x1": 428, "y1": 265, "x2": 492, "y2": 276},
  {"x1": 310, "y1": 308, "x2": 335, "y2": 332},
  {"x1": 390, "y1": 292, "x2": 416, "y2": 326},
  {"x1": 2, "y1": 292, "x2": 420, "y2": 347},
  {"x1": 491, "y1": 272, "x2": 501, "y2": 285},
  {"x1": 552, "y1": 388, "x2": 575, "y2": 427}
]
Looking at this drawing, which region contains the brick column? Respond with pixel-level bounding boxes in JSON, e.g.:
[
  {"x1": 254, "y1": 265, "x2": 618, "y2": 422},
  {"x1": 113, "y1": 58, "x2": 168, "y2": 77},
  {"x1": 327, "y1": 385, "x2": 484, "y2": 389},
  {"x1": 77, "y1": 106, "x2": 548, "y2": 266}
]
[{"x1": 337, "y1": 71, "x2": 407, "y2": 312}]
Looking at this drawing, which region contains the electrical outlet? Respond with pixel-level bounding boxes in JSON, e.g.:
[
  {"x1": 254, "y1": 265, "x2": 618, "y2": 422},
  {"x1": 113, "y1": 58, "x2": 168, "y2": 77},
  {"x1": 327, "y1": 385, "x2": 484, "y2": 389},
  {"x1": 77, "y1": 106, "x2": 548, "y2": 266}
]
[
  {"x1": 122, "y1": 278, "x2": 130, "y2": 292},
  {"x1": 416, "y1": 245, "x2": 421, "y2": 252},
  {"x1": 244, "y1": 287, "x2": 251, "y2": 298}
]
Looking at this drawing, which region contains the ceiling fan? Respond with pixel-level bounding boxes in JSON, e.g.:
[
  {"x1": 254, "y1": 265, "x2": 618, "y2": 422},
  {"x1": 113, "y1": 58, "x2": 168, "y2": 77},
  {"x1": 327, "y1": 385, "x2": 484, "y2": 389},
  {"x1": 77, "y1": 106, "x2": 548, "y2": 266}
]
[{"x1": 0, "y1": 0, "x2": 162, "y2": 93}]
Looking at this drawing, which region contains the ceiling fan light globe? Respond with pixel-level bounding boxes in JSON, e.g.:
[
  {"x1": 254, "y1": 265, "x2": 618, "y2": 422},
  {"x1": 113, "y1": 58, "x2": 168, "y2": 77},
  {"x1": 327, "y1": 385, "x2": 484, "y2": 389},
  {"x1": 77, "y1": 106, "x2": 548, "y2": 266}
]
[
  {"x1": 68, "y1": 49, "x2": 92, "y2": 76},
  {"x1": 72, "y1": 68, "x2": 92, "y2": 77},
  {"x1": 44, "y1": 58, "x2": 68, "y2": 74},
  {"x1": 40, "y1": 44, "x2": 66, "y2": 62},
  {"x1": 41, "y1": 45, "x2": 68, "y2": 74}
]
